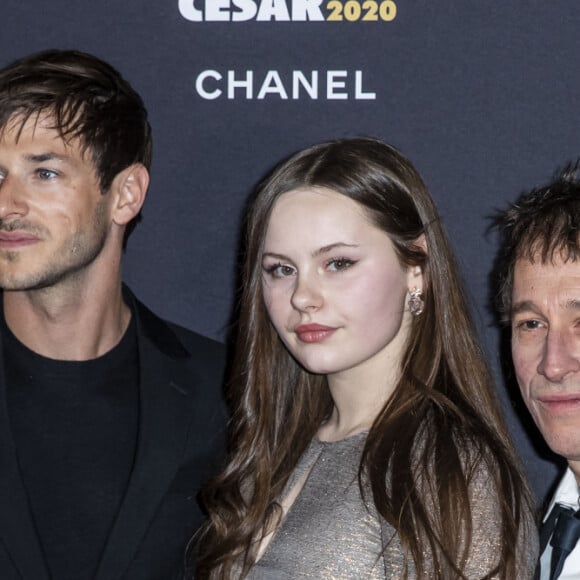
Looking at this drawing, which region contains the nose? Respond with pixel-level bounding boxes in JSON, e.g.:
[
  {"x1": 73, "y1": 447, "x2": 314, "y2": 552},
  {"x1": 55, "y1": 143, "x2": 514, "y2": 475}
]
[
  {"x1": 537, "y1": 329, "x2": 580, "y2": 383},
  {"x1": 290, "y1": 272, "x2": 323, "y2": 312},
  {"x1": 0, "y1": 174, "x2": 28, "y2": 221}
]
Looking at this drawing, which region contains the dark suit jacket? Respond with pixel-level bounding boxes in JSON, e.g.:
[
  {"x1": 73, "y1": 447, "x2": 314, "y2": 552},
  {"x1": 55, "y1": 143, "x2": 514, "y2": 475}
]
[{"x1": 0, "y1": 287, "x2": 227, "y2": 580}]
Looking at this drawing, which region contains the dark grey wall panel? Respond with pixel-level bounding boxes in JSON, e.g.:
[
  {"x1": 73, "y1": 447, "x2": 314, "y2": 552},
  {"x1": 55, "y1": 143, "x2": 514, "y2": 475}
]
[{"x1": 2, "y1": 1, "x2": 578, "y2": 503}]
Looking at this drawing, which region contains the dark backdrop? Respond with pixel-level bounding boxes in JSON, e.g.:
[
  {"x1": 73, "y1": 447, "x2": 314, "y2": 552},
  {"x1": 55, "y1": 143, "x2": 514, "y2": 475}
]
[{"x1": 2, "y1": 1, "x2": 578, "y2": 504}]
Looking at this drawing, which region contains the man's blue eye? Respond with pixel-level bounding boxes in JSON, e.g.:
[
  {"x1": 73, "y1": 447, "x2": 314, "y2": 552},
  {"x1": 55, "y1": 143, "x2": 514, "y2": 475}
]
[{"x1": 37, "y1": 169, "x2": 58, "y2": 180}]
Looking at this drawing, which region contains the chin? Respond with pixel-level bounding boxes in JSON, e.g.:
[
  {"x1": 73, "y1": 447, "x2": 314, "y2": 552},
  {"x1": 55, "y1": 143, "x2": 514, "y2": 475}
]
[
  {"x1": 290, "y1": 353, "x2": 323, "y2": 373},
  {"x1": 545, "y1": 435, "x2": 580, "y2": 463},
  {"x1": 296, "y1": 361, "x2": 329, "y2": 375},
  {"x1": 297, "y1": 358, "x2": 343, "y2": 376}
]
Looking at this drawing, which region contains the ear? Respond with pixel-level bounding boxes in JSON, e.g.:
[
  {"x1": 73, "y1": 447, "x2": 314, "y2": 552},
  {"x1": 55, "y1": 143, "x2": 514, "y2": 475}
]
[
  {"x1": 412, "y1": 234, "x2": 427, "y2": 255},
  {"x1": 406, "y1": 263, "x2": 424, "y2": 291},
  {"x1": 110, "y1": 163, "x2": 149, "y2": 226},
  {"x1": 406, "y1": 234, "x2": 427, "y2": 291}
]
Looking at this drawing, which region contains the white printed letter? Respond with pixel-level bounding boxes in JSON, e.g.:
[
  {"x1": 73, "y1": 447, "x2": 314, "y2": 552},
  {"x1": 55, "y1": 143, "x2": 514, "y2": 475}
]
[
  {"x1": 178, "y1": 0, "x2": 203, "y2": 21},
  {"x1": 228, "y1": 70, "x2": 254, "y2": 99},
  {"x1": 293, "y1": 0, "x2": 324, "y2": 21},
  {"x1": 293, "y1": 71, "x2": 318, "y2": 99},
  {"x1": 257, "y1": 71, "x2": 288, "y2": 99},
  {"x1": 257, "y1": 0, "x2": 290, "y2": 21},
  {"x1": 232, "y1": 0, "x2": 258, "y2": 20},
  {"x1": 196, "y1": 70, "x2": 223, "y2": 99},
  {"x1": 327, "y1": 70, "x2": 348, "y2": 100},
  {"x1": 355, "y1": 71, "x2": 376, "y2": 100},
  {"x1": 206, "y1": 0, "x2": 230, "y2": 20}
]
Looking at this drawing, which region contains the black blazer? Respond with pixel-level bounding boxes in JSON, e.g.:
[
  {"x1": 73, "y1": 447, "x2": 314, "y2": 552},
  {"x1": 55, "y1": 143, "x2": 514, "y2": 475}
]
[{"x1": 0, "y1": 287, "x2": 227, "y2": 580}]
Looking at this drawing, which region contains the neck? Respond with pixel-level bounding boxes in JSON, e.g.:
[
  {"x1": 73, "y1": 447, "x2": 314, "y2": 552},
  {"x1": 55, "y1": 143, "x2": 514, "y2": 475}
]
[
  {"x1": 568, "y1": 461, "x2": 580, "y2": 488},
  {"x1": 317, "y1": 312, "x2": 411, "y2": 442},
  {"x1": 318, "y1": 367, "x2": 398, "y2": 442},
  {"x1": 3, "y1": 264, "x2": 129, "y2": 361}
]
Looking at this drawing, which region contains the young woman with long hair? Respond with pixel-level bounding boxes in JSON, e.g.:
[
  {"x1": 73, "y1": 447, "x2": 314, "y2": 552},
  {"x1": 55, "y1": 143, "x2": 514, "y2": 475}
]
[{"x1": 195, "y1": 137, "x2": 538, "y2": 578}]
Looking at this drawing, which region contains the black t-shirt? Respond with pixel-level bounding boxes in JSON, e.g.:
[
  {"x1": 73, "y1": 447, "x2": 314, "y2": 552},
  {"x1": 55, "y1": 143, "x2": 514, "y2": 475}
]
[{"x1": 3, "y1": 311, "x2": 139, "y2": 580}]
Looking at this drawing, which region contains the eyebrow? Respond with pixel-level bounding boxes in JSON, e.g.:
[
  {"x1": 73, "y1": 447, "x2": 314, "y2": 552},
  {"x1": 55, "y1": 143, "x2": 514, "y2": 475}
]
[
  {"x1": 313, "y1": 242, "x2": 359, "y2": 257},
  {"x1": 262, "y1": 242, "x2": 359, "y2": 261},
  {"x1": 511, "y1": 299, "x2": 580, "y2": 317},
  {"x1": 23, "y1": 152, "x2": 69, "y2": 164},
  {"x1": 510, "y1": 301, "x2": 539, "y2": 317}
]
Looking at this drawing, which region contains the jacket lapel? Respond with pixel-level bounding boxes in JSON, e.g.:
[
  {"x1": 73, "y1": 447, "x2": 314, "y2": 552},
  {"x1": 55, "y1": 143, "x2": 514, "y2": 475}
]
[
  {"x1": 0, "y1": 335, "x2": 51, "y2": 580},
  {"x1": 95, "y1": 293, "x2": 198, "y2": 580}
]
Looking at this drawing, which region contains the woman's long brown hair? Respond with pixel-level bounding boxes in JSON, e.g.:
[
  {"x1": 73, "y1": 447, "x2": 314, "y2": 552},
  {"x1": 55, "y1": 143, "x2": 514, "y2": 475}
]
[{"x1": 195, "y1": 138, "x2": 534, "y2": 578}]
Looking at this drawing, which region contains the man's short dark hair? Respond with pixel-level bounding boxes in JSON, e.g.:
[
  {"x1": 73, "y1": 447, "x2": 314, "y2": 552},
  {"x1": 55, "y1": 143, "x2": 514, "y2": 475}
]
[
  {"x1": 0, "y1": 49, "x2": 152, "y2": 194},
  {"x1": 493, "y1": 161, "x2": 580, "y2": 321}
]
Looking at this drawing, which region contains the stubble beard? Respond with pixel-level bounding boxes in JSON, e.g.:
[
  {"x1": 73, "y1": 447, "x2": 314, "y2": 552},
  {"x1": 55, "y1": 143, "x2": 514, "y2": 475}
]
[{"x1": 0, "y1": 197, "x2": 111, "y2": 292}]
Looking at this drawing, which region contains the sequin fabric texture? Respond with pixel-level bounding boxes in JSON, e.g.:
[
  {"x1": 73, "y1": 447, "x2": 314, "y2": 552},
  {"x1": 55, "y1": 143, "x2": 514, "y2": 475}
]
[{"x1": 246, "y1": 432, "x2": 538, "y2": 579}]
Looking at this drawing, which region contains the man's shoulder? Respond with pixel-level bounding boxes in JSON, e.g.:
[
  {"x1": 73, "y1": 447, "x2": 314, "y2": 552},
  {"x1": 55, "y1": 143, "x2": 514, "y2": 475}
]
[
  {"x1": 162, "y1": 317, "x2": 225, "y2": 363},
  {"x1": 125, "y1": 286, "x2": 226, "y2": 370},
  {"x1": 129, "y1": 293, "x2": 227, "y2": 419}
]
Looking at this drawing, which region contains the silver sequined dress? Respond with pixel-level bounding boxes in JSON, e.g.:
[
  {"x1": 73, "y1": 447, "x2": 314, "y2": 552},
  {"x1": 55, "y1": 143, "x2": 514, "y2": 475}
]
[{"x1": 247, "y1": 432, "x2": 537, "y2": 579}]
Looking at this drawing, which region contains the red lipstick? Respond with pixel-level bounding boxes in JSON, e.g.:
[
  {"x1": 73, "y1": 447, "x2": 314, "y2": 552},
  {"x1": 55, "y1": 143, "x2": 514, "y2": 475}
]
[{"x1": 294, "y1": 323, "x2": 336, "y2": 343}]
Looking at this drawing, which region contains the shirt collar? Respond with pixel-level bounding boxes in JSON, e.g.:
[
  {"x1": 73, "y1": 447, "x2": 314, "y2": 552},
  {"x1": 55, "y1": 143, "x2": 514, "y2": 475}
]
[{"x1": 544, "y1": 467, "x2": 580, "y2": 522}]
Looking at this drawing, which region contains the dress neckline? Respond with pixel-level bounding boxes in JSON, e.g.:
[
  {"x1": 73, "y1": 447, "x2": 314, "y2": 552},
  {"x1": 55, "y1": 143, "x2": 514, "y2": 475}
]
[{"x1": 314, "y1": 430, "x2": 368, "y2": 446}]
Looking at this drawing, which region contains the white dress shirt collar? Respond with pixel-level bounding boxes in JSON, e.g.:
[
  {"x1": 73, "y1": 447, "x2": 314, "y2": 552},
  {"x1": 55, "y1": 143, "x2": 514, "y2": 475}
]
[{"x1": 540, "y1": 467, "x2": 580, "y2": 579}]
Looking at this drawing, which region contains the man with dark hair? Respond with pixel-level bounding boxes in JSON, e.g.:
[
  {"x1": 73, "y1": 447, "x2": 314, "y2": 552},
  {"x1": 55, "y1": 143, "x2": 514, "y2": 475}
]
[
  {"x1": 495, "y1": 162, "x2": 580, "y2": 579},
  {"x1": 0, "y1": 50, "x2": 225, "y2": 580}
]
